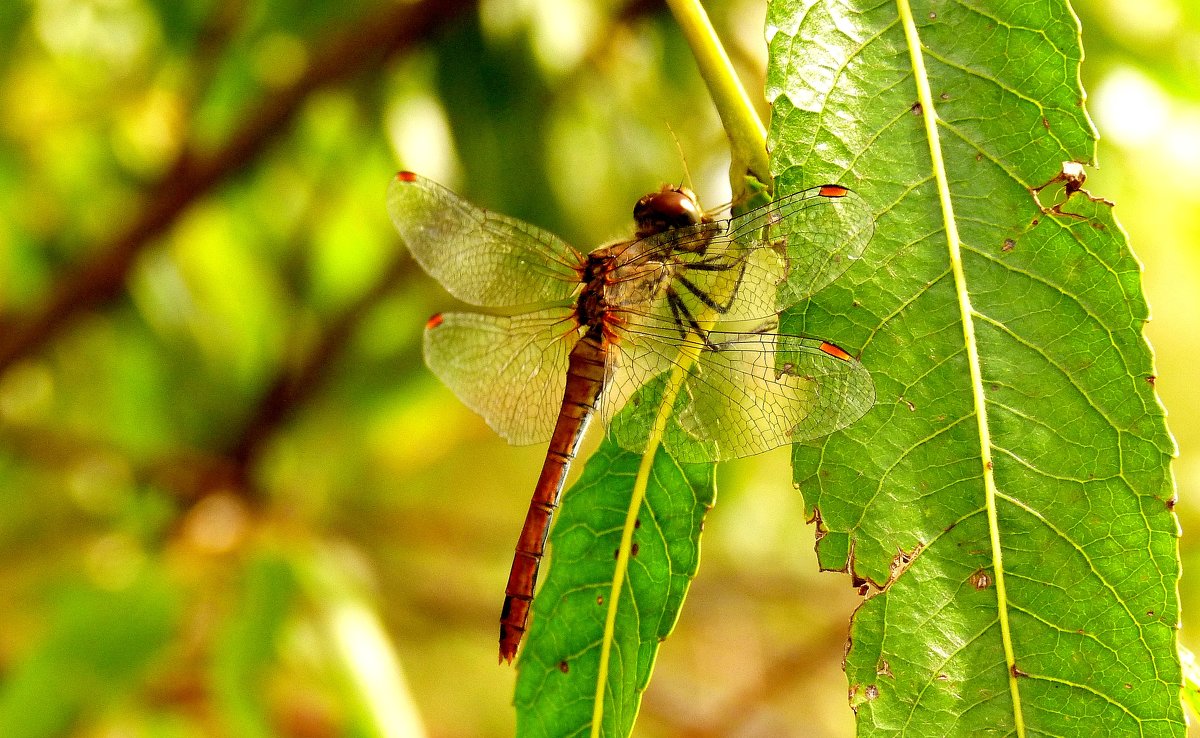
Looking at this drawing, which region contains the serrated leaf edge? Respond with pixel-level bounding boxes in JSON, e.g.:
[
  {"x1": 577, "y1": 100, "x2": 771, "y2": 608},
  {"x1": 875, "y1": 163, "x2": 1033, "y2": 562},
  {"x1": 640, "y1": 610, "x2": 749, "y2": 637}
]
[{"x1": 896, "y1": 1, "x2": 1026, "y2": 735}]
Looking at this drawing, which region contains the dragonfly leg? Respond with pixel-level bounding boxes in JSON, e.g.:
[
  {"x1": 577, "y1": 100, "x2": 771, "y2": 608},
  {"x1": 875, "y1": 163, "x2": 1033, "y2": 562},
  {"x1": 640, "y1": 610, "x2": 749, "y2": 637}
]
[
  {"x1": 665, "y1": 287, "x2": 719, "y2": 350},
  {"x1": 674, "y1": 256, "x2": 749, "y2": 315}
]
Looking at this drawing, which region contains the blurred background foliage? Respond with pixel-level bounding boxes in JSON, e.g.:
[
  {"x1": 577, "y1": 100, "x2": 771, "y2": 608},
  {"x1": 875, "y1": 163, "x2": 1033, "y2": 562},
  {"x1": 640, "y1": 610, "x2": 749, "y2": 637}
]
[{"x1": 0, "y1": 0, "x2": 1195, "y2": 736}]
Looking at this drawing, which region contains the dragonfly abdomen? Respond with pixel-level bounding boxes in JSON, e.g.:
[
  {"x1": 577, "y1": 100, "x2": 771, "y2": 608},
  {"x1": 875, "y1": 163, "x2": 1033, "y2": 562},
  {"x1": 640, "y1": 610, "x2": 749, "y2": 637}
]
[{"x1": 499, "y1": 333, "x2": 608, "y2": 663}]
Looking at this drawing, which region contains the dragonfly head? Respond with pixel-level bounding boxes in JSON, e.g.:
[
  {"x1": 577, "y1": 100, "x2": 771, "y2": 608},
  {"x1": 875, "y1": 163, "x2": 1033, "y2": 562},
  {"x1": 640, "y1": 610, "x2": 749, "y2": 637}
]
[{"x1": 633, "y1": 185, "x2": 706, "y2": 239}]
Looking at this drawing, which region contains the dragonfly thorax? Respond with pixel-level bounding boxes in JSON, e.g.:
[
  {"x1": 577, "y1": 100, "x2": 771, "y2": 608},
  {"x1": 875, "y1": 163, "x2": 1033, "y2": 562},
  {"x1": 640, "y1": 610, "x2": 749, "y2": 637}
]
[
  {"x1": 633, "y1": 185, "x2": 707, "y2": 239},
  {"x1": 574, "y1": 253, "x2": 613, "y2": 337}
]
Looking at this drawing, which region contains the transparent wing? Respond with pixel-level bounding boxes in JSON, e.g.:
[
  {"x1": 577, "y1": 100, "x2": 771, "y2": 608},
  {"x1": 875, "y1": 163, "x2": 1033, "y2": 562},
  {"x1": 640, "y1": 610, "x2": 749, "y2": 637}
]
[
  {"x1": 388, "y1": 172, "x2": 584, "y2": 307},
  {"x1": 424, "y1": 308, "x2": 579, "y2": 445},
  {"x1": 609, "y1": 185, "x2": 874, "y2": 323},
  {"x1": 725, "y1": 184, "x2": 874, "y2": 310},
  {"x1": 603, "y1": 317, "x2": 874, "y2": 463}
]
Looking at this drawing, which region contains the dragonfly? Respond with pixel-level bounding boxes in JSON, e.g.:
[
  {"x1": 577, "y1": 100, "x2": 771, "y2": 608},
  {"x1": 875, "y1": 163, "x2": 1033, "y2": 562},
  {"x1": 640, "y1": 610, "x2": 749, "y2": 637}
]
[{"x1": 387, "y1": 170, "x2": 875, "y2": 663}]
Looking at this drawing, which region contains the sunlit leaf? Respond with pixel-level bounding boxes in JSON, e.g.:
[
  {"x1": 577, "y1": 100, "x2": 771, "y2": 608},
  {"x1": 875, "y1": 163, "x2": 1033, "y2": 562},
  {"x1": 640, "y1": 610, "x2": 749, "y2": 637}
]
[
  {"x1": 768, "y1": 0, "x2": 1182, "y2": 733},
  {"x1": 513, "y1": 441, "x2": 715, "y2": 737}
]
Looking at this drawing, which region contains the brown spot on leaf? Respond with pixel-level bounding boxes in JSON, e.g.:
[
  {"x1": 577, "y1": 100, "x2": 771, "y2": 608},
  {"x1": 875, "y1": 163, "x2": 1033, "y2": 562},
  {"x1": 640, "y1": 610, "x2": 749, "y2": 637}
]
[
  {"x1": 940, "y1": 91, "x2": 949, "y2": 100},
  {"x1": 597, "y1": 595, "x2": 604, "y2": 605},
  {"x1": 865, "y1": 684, "x2": 879, "y2": 700},
  {"x1": 971, "y1": 569, "x2": 992, "y2": 590},
  {"x1": 886, "y1": 542, "x2": 923, "y2": 585},
  {"x1": 631, "y1": 542, "x2": 640, "y2": 557},
  {"x1": 1002, "y1": 238, "x2": 1015, "y2": 252},
  {"x1": 877, "y1": 659, "x2": 894, "y2": 678},
  {"x1": 1042, "y1": 117, "x2": 1050, "y2": 130},
  {"x1": 559, "y1": 660, "x2": 569, "y2": 673},
  {"x1": 1011, "y1": 664, "x2": 1030, "y2": 678},
  {"x1": 910, "y1": 101, "x2": 922, "y2": 115}
]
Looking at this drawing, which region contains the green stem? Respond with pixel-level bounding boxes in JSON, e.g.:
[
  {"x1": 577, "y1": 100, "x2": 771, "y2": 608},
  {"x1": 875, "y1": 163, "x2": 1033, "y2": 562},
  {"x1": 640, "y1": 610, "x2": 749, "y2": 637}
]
[{"x1": 666, "y1": 0, "x2": 771, "y2": 192}]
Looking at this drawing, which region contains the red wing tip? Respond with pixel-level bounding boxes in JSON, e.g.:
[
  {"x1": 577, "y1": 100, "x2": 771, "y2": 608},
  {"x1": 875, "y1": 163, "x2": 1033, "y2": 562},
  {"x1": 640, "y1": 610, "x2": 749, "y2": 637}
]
[
  {"x1": 396, "y1": 170, "x2": 418, "y2": 182},
  {"x1": 819, "y1": 341, "x2": 853, "y2": 361},
  {"x1": 425, "y1": 313, "x2": 444, "y2": 329},
  {"x1": 819, "y1": 184, "x2": 851, "y2": 198}
]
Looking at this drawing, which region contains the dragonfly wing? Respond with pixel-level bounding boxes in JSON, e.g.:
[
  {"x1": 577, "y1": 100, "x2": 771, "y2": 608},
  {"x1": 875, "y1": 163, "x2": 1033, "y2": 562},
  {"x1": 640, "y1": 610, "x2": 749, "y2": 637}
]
[
  {"x1": 388, "y1": 172, "x2": 583, "y2": 307},
  {"x1": 604, "y1": 322, "x2": 874, "y2": 463},
  {"x1": 425, "y1": 308, "x2": 578, "y2": 446},
  {"x1": 726, "y1": 184, "x2": 874, "y2": 314}
]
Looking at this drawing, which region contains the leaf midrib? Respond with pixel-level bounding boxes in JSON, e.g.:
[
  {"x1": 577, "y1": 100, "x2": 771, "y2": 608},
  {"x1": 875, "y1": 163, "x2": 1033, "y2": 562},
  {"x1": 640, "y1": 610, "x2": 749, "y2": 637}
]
[{"x1": 896, "y1": 0, "x2": 1026, "y2": 734}]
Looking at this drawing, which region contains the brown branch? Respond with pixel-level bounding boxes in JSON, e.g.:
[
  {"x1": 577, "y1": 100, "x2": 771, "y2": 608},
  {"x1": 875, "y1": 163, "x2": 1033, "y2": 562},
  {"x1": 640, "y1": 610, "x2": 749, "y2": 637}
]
[
  {"x1": 0, "y1": 252, "x2": 415, "y2": 520},
  {"x1": 0, "y1": 0, "x2": 475, "y2": 373}
]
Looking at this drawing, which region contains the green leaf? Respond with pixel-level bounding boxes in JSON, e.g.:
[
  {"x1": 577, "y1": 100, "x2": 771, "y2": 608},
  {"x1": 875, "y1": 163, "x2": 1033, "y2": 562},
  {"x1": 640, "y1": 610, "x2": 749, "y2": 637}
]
[
  {"x1": 767, "y1": 0, "x2": 1182, "y2": 734},
  {"x1": 513, "y1": 440, "x2": 715, "y2": 737}
]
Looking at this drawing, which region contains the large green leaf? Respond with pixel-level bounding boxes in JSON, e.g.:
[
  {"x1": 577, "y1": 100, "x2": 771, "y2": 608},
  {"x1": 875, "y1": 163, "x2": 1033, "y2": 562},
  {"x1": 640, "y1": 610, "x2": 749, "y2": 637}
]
[
  {"x1": 767, "y1": 0, "x2": 1182, "y2": 734},
  {"x1": 512, "y1": 440, "x2": 715, "y2": 737}
]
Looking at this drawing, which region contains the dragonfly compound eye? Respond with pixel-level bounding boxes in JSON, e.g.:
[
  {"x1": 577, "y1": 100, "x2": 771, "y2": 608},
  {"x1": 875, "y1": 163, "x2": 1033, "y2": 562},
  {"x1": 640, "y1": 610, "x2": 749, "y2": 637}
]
[{"x1": 633, "y1": 188, "x2": 703, "y2": 238}]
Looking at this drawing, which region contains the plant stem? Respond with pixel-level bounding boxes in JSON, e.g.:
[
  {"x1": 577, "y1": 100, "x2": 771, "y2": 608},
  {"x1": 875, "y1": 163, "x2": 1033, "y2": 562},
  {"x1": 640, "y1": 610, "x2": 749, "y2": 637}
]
[{"x1": 665, "y1": 0, "x2": 771, "y2": 191}]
